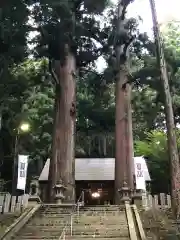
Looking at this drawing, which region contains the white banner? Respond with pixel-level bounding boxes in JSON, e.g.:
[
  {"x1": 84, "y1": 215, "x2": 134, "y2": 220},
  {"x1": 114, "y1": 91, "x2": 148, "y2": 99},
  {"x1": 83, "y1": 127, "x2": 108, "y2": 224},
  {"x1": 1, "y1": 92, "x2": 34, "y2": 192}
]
[
  {"x1": 134, "y1": 156, "x2": 146, "y2": 190},
  {"x1": 17, "y1": 155, "x2": 28, "y2": 190}
]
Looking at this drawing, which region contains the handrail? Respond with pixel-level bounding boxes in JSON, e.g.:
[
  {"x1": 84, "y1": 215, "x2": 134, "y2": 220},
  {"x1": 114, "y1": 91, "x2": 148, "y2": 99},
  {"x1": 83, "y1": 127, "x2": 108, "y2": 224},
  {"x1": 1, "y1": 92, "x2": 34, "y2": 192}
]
[
  {"x1": 58, "y1": 190, "x2": 85, "y2": 240},
  {"x1": 1, "y1": 204, "x2": 41, "y2": 240},
  {"x1": 132, "y1": 205, "x2": 147, "y2": 240},
  {"x1": 76, "y1": 191, "x2": 84, "y2": 218},
  {"x1": 77, "y1": 190, "x2": 85, "y2": 206},
  {"x1": 59, "y1": 222, "x2": 69, "y2": 240},
  {"x1": 125, "y1": 201, "x2": 138, "y2": 240}
]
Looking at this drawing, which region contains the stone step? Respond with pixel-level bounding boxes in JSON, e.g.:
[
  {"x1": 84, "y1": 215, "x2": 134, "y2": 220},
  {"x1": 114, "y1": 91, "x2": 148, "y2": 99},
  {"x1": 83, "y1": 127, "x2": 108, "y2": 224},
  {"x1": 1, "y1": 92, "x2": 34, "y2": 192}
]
[
  {"x1": 40, "y1": 204, "x2": 75, "y2": 209},
  {"x1": 69, "y1": 238, "x2": 129, "y2": 240},
  {"x1": 81, "y1": 207, "x2": 122, "y2": 209},
  {"x1": 38, "y1": 209, "x2": 72, "y2": 212},
  {"x1": 13, "y1": 237, "x2": 129, "y2": 240},
  {"x1": 76, "y1": 215, "x2": 126, "y2": 218},
  {"x1": 11, "y1": 206, "x2": 72, "y2": 239},
  {"x1": 39, "y1": 210, "x2": 73, "y2": 214},
  {"x1": 81, "y1": 206, "x2": 124, "y2": 208},
  {"x1": 74, "y1": 215, "x2": 127, "y2": 223},
  {"x1": 12, "y1": 205, "x2": 129, "y2": 240},
  {"x1": 38, "y1": 212, "x2": 72, "y2": 215},
  {"x1": 71, "y1": 230, "x2": 129, "y2": 236},
  {"x1": 79, "y1": 209, "x2": 125, "y2": 212},
  {"x1": 12, "y1": 236, "x2": 59, "y2": 239},
  {"x1": 39, "y1": 207, "x2": 73, "y2": 211},
  {"x1": 21, "y1": 226, "x2": 67, "y2": 231},
  {"x1": 81, "y1": 205, "x2": 123, "y2": 207},
  {"x1": 72, "y1": 225, "x2": 128, "y2": 230},
  {"x1": 74, "y1": 223, "x2": 127, "y2": 228},
  {"x1": 40, "y1": 205, "x2": 74, "y2": 209},
  {"x1": 80, "y1": 209, "x2": 124, "y2": 213},
  {"x1": 71, "y1": 235, "x2": 129, "y2": 238},
  {"x1": 32, "y1": 214, "x2": 71, "y2": 219},
  {"x1": 78, "y1": 214, "x2": 123, "y2": 217},
  {"x1": 28, "y1": 221, "x2": 68, "y2": 226},
  {"x1": 67, "y1": 234, "x2": 130, "y2": 240},
  {"x1": 30, "y1": 219, "x2": 70, "y2": 225},
  {"x1": 74, "y1": 222, "x2": 126, "y2": 226},
  {"x1": 15, "y1": 231, "x2": 63, "y2": 237},
  {"x1": 33, "y1": 214, "x2": 71, "y2": 219},
  {"x1": 77, "y1": 212, "x2": 123, "y2": 216}
]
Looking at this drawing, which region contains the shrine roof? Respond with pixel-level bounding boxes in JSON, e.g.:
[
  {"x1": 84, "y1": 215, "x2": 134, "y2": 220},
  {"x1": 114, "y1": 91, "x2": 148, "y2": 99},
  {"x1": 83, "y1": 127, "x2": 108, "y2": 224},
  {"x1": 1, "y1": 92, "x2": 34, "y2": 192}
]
[{"x1": 39, "y1": 157, "x2": 151, "y2": 182}]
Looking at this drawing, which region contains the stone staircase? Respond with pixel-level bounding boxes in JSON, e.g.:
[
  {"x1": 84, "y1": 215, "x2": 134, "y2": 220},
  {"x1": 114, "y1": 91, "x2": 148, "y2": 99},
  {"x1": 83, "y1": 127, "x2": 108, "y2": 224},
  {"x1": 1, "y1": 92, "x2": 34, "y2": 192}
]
[
  {"x1": 69, "y1": 205, "x2": 130, "y2": 240},
  {"x1": 11, "y1": 205, "x2": 74, "y2": 240},
  {"x1": 5, "y1": 204, "x2": 143, "y2": 240}
]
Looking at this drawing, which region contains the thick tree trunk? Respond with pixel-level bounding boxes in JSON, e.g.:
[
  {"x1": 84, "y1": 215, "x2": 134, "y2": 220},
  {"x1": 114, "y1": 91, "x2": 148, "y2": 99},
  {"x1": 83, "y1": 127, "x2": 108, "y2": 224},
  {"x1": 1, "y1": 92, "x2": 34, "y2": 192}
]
[
  {"x1": 125, "y1": 84, "x2": 134, "y2": 190},
  {"x1": 114, "y1": 0, "x2": 135, "y2": 203},
  {"x1": 48, "y1": 48, "x2": 76, "y2": 203},
  {"x1": 115, "y1": 68, "x2": 128, "y2": 204},
  {"x1": 149, "y1": 0, "x2": 180, "y2": 216}
]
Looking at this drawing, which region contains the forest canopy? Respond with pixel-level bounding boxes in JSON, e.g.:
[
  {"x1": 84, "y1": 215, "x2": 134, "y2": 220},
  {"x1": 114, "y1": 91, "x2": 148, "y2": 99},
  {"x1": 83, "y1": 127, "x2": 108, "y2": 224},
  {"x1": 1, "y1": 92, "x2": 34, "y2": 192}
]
[{"x1": 0, "y1": 1, "x2": 180, "y2": 195}]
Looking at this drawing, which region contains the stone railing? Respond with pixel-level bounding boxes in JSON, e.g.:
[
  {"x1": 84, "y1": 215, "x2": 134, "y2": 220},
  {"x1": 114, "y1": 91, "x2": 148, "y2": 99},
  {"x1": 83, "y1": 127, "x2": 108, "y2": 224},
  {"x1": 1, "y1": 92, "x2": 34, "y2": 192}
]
[{"x1": 142, "y1": 192, "x2": 171, "y2": 210}]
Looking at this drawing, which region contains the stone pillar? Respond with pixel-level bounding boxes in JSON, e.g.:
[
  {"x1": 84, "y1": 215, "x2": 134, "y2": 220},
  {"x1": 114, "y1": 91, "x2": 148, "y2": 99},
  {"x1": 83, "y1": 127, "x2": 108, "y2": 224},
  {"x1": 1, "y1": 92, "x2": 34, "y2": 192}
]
[
  {"x1": 54, "y1": 180, "x2": 67, "y2": 204},
  {"x1": 28, "y1": 177, "x2": 41, "y2": 206}
]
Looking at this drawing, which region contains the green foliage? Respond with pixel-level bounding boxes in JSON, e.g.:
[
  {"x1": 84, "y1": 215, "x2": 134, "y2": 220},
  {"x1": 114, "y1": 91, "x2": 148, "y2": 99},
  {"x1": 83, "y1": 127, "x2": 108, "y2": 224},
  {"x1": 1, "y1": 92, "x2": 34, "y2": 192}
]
[
  {"x1": 77, "y1": 71, "x2": 115, "y2": 133},
  {"x1": 0, "y1": 59, "x2": 54, "y2": 183},
  {"x1": 135, "y1": 130, "x2": 171, "y2": 194},
  {"x1": 31, "y1": 0, "x2": 109, "y2": 67},
  {"x1": 14, "y1": 60, "x2": 54, "y2": 167},
  {"x1": 163, "y1": 23, "x2": 180, "y2": 58},
  {"x1": 1, "y1": 0, "x2": 180, "y2": 197},
  {"x1": 132, "y1": 86, "x2": 164, "y2": 139},
  {"x1": 84, "y1": 0, "x2": 110, "y2": 13},
  {"x1": 0, "y1": 0, "x2": 30, "y2": 78}
]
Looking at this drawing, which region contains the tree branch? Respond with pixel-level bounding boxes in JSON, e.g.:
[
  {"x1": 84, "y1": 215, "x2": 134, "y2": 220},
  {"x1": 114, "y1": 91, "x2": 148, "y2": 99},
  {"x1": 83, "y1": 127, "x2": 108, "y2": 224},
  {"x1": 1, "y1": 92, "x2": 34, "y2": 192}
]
[
  {"x1": 49, "y1": 60, "x2": 59, "y2": 85},
  {"x1": 79, "y1": 67, "x2": 102, "y2": 78}
]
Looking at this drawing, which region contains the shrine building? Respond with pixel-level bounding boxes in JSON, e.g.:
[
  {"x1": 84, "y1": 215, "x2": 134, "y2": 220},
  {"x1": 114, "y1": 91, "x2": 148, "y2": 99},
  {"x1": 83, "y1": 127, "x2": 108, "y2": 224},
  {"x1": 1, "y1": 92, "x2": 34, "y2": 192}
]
[{"x1": 38, "y1": 157, "x2": 150, "y2": 204}]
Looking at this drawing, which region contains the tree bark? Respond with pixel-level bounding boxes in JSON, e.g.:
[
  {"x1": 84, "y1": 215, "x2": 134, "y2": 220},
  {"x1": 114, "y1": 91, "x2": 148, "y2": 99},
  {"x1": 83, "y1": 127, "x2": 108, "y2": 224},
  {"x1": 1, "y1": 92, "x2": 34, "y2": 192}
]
[
  {"x1": 114, "y1": 0, "x2": 134, "y2": 203},
  {"x1": 12, "y1": 134, "x2": 19, "y2": 195},
  {"x1": 149, "y1": 0, "x2": 180, "y2": 216},
  {"x1": 48, "y1": 47, "x2": 76, "y2": 203},
  {"x1": 125, "y1": 84, "x2": 134, "y2": 189},
  {"x1": 115, "y1": 67, "x2": 128, "y2": 204}
]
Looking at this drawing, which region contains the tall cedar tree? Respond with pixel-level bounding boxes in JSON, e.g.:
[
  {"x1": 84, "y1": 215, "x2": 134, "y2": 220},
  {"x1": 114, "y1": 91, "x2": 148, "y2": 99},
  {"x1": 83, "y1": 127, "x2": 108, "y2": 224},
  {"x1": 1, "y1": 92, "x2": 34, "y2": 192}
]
[
  {"x1": 111, "y1": 0, "x2": 136, "y2": 202},
  {"x1": 31, "y1": 0, "x2": 110, "y2": 202}
]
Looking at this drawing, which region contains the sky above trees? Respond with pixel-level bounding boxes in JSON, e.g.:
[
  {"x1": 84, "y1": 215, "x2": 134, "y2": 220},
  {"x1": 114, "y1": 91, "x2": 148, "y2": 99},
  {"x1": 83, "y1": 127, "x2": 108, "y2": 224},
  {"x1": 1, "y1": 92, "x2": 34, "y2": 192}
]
[
  {"x1": 113, "y1": 0, "x2": 180, "y2": 34},
  {"x1": 96, "y1": 0, "x2": 180, "y2": 72}
]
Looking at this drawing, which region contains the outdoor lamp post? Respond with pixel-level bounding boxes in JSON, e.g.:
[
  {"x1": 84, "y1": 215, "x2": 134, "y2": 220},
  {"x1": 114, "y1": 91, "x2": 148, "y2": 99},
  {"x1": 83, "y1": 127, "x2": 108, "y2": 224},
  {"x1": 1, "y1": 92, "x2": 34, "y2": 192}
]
[{"x1": 12, "y1": 122, "x2": 30, "y2": 195}]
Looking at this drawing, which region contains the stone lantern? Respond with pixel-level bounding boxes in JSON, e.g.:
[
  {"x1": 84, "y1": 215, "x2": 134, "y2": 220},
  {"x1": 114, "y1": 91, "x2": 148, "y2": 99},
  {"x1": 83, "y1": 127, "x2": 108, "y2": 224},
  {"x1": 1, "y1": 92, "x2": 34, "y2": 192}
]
[
  {"x1": 54, "y1": 180, "x2": 67, "y2": 204},
  {"x1": 118, "y1": 181, "x2": 132, "y2": 203},
  {"x1": 132, "y1": 189, "x2": 144, "y2": 208},
  {"x1": 28, "y1": 176, "x2": 41, "y2": 205}
]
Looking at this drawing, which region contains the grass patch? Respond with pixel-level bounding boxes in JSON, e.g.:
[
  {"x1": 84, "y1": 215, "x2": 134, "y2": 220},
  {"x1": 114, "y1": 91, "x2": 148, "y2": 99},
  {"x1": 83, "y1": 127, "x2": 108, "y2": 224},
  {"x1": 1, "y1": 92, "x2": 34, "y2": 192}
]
[
  {"x1": 140, "y1": 208, "x2": 180, "y2": 239},
  {"x1": 0, "y1": 212, "x2": 22, "y2": 237}
]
